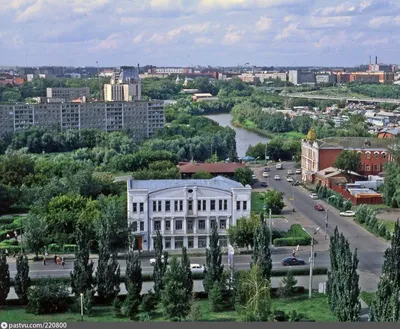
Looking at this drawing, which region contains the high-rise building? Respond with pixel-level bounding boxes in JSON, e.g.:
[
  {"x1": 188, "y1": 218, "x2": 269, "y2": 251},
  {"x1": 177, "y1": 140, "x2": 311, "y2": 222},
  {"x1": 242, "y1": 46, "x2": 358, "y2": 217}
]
[
  {"x1": 288, "y1": 70, "x2": 315, "y2": 85},
  {"x1": 46, "y1": 87, "x2": 90, "y2": 102},
  {"x1": 104, "y1": 66, "x2": 141, "y2": 102}
]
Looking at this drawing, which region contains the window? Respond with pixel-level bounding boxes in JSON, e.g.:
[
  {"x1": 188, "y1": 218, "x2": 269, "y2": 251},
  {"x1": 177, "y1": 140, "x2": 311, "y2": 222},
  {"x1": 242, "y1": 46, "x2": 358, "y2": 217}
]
[
  {"x1": 175, "y1": 237, "x2": 183, "y2": 249},
  {"x1": 203, "y1": 200, "x2": 206, "y2": 211},
  {"x1": 382, "y1": 153, "x2": 387, "y2": 159},
  {"x1": 198, "y1": 201, "x2": 202, "y2": 211},
  {"x1": 198, "y1": 237, "x2": 207, "y2": 248},
  {"x1": 211, "y1": 220, "x2": 216, "y2": 229},
  {"x1": 211, "y1": 200, "x2": 215, "y2": 211},
  {"x1": 153, "y1": 201, "x2": 157, "y2": 212},
  {"x1": 140, "y1": 221, "x2": 144, "y2": 231},
  {"x1": 179, "y1": 200, "x2": 183, "y2": 211},
  {"x1": 198, "y1": 220, "x2": 205, "y2": 230},
  {"x1": 174, "y1": 200, "x2": 178, "y2": 211},
  {"x1": 165, "y1": 220, "x2": 170, "y2": 231},
  {"x1": 219, "y1": 200, "x2": 223, "y2": 210},
  {"x1": 374, "y1": 165, "x2": 379, "y2": 172},
  {"x1": 188, "y1": 200, "x2": 193, "y2": 212},
  {"x1": 374, "y1": 153, "x2": 379, "y2": 159},
  {"x1": 224, "y1": 200, "x2": 228, "y2": 211},
  {"x1": 366, "y1": 152, "x2": 371, "y2": 160},
  {"x1": 188, "y1": 237, "x2": 194, "y2": 249},
  {"x1": 219, "y1": 238, "x2": 228, "y2": 247},
  {"x1": 131, "y1": 221, "x2": 138, "y2": 232},
  {"x1": 154, "y1": 220, "x2": 161, "y2": 230},
  {"x1": 165, "y1": 237, "x2": 171, "y2": 249},
  {"x1": 139, "y1": 203, "x2": 144, "y2": 212},
  {"x1": 236, "y1": 201, "x2": 241, "y2": 211},
  {"x1": 175, "y1": 220, "x2": 183, "y2": 230},
  {"x1": 243, "y1": 201, "x2": 248, "y2": 211},
  {"x1": 219, "y1": 219, "x2": 226, "y2": 229},
  {"x1": 366, "y1": 165, "x2": 371, "y2": 171},
  {"x1": 158, "y1": 201, "x2": 162, "y2": 212},
  {"x1": 165, "y1": 201, "x2": 170, "y2": 212},
  {"x1": 132, "y1": 203, "x2": 137, "y2": 212}
]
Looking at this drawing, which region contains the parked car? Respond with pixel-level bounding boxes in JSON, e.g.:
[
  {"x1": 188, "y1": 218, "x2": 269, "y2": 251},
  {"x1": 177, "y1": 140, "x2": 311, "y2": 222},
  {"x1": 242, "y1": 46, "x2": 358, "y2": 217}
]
[
  {"x1": 274, "y1": 175, "x2": 281, "y2": 180},
  {"x1": 314, "y1": 204, "x2": 324, "y2": 211},
  {"x1": 281, "y1": 257, "x2": 306, "y2": 266},
  {"x1": 287, "y1": 170, "x2": 293, "y2": 175},
  {"x1": 262, "y1": 172, "x2": 269, "y2": 177},
  {"x1": 276, "y1": 163, "x2": 283, "y2": 170},
  {"x1": 286, "y1": 177, "x2": 294, "y2": 183},
  {"x1": 310, "y1": 193, "x2": 318, "y2": 199},
  {"x1": 295, "y1": 169, "x2": 301, "y2": 174},
  {"x1": 190, "y1": 264, "x2": 205, "y2": 274},
  {"x1": 340, "y1": 210, "x2": 356, "y2": 217},
  {"x1": 252, "y1": 174, "x2": 257, "y2": 180},
  {"x1": 150, "y1": 255, "x2": 169, "y2": 266},
  {"x1": 292, "y1": 180, "x2": 301, "y2": 186},
  {"x1": 264, "y1": 167, "x2": 270, "y2": 172},
  {"x1": 261, "y1": 182, "x2": 268, "y2": 187}
]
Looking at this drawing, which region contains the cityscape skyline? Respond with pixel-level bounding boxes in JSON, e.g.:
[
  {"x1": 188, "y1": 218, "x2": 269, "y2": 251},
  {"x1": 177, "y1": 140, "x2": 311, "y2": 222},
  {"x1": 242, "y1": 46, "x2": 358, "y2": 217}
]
[{"x1": 1, "y1": 0, "x2": 400, "y2": 67}]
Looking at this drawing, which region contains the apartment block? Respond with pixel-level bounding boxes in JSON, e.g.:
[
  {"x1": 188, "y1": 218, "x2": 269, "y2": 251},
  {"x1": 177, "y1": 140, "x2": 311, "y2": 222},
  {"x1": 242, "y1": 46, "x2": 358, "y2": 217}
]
[
  {"x1": 288, "y1": 70, "x2": 315, "y2": 85},
  {"x1": 46, "y1": 87, "x2": 90, "y2": 102},
  {"x1": 127, "y1": 176, "x2": 252, "y2": 251},
  {"x1": 0, "y1": 101, "x2": 165, "y2": 142},
  {"x1": 104, "y1": 67, "x2": 141, "y2": 102}
]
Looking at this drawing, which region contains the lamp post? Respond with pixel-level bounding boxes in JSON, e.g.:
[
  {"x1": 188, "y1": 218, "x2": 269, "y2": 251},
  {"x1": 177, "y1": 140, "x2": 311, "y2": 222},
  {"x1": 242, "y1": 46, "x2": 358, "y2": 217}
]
[
  {"x1": 80, "y1": 292, "x2": 84, "y2": 321},
  {"x1": 302, "y1": 227, "x2": 320, "y2": 299},
  {"x1": 228, "y1": 244, "x2": 235, "y2": 284},
  {"x1": 263, "y1": 205, "x2": 272, "y2": 246}
]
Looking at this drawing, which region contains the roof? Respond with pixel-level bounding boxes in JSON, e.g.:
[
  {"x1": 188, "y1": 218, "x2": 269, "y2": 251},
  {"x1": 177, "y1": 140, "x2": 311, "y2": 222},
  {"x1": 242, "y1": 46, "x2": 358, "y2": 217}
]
[
  {"x1": 193, "y1": 93, "x2": 213, "y2": 97},
  {"x1": 179, "y1": 162, "x2": 245, "y2": 174},
  {"x1": 314, "y1": 137, "x2": 395, "y2": 150},
  {"x1": 378, "y1": 128, "x2": 400, "y2": 136},
  {"x1": 128, "y1": 176, "x2": 247, "y2": 193},
  {"x1": 316, "y1": 166, "x2": 362, "y2": 178},
  {"x1": 347, "y1": 188, "x2": 381, "y2": 197}
]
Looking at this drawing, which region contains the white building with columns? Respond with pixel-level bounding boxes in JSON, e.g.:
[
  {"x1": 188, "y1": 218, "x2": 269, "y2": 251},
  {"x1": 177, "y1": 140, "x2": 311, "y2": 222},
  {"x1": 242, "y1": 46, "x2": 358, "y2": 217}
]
[{"x1": 127, "y1": 176, "x2": 252, "y2": 251}]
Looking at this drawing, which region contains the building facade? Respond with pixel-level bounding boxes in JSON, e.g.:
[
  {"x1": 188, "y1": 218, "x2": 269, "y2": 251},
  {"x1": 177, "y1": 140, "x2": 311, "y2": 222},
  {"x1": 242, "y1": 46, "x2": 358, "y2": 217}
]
[
  {"x1": 301, "y1": 137, "x2": 394, "y2": 183},
  {"x1": 104, "y1": 67, "x2": 142, "y2": 102},
  {"x1": 0, "y1": 101, "x2": 165, "y2": 141},
  {"x1": 46, "y1": 87, "x2": 90, "y2": 102},
  {"x1": 127, "y1": 176, "x2": 252, "y2": 251},
  {"x1": 288, "y1": 70, "x2": 315, "y2": 85}
]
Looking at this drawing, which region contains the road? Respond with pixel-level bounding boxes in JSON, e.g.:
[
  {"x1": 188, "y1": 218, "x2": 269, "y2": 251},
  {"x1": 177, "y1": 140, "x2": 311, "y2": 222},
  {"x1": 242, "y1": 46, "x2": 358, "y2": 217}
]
[
  {"x1": 286, "y1": 93, "x2": 400, "y2": 105},
  {"x1": 253, "y1": 163, "x2": 388, "y2": 292},
  {"x1": 8, "y1": 252, "x2": 330, "y2": 278}
]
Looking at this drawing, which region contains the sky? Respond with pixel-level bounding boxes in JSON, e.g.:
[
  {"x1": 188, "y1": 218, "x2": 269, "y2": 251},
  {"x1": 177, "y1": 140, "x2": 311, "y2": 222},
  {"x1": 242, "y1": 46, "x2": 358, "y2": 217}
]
[{"x1": 1, "y1": 0, "x2": 400, "y2": 67}]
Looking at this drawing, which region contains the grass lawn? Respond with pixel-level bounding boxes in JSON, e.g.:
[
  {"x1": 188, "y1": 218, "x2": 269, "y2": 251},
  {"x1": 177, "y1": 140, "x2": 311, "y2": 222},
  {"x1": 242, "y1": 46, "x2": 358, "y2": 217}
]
[
  {"x1": 251, "y1": 192, "x2": 265, "y2": 213},
  {"x1": 1, "y1": 295, "x2": 335, "y2": 322},
  {"x1": 360, "y1": 292, "x2": 376, "y2": 307}
]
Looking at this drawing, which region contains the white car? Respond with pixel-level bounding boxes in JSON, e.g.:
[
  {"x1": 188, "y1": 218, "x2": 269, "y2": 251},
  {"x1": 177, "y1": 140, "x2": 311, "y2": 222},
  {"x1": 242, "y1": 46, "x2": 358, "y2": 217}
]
[
  {"x1": 340, "y1": 210, "x2": 356, "y2": 217},
  {"x1": 252, "y1": 174, "x2": 257, "y2": 179},
  {"x1": 274, "y1": 175, "x2": 281, "y2": 180},
  {"x1": 262, "y1": 172, "x2": 269, "y2": 177},
  {"x1": 295, "y1": 169, "x2": 301, "y2": 174},
  {"x1": 190, "y1": 264, "x2": 205, "y2": 274},
  {"x1": 287, "y1": 170, "x2": 293, "y2": 175},
  {"x1": 149, "y1": 255, "x2": 168, "y2": 266},
  {"x1": 286, "y1": 177, "x2": 294, "y2": 183},
  {"x1": 310, "y1": 193, "x2": 318, "y2": 199}
]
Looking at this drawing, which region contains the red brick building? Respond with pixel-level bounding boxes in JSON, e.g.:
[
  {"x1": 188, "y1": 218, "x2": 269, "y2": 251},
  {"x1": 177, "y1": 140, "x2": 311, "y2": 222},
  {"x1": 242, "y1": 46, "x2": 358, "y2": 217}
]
[
  {"x1": 301, "y1": 137, "x2": 394, "y2": 183},
  {"x1": 377, "y1": 128, "x2": 400, "y2": 139},
  {"x1": 178, "y1": 162, "x2": 245, "y2": 179}
]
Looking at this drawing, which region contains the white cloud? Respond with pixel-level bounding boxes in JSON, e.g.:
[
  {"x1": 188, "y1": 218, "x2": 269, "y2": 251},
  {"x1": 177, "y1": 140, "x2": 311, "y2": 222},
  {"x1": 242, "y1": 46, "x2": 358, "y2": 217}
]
[
  {"x1": 15, "y1": 0, "x2": 44, "y2": 22},
  {"x1": 198, "y1": 0, "x2": 305, "y2": 12},
  {"x1": 223, "y1": 31, "x2": 242, "y2": 44},
  {"x1": 148, "y1": 23, "x2": 213, "y2": 44},
  {"x1": 314, "y1": 31, "x2": 364, "y2": 48},
  {"x1": 150, "y1": 0, "x2": 183, "y2": 10},
  {"x1": 303, "y1": 16, "x2": 353, "y2": 28},
  {"x1": 274, "y1": 23, "x2": 304, "y2": 40},
  {"x1": 255, "y1": 16, "x2": 272, "y2": 32},
  {"x1": 92, "y1": 33, "x2": 121, "y2": 51},
  {"x1": 194, "y1": 36, "x2": 214, "y2": 45},
  {"x1": 132, "y1": 33, "x2": 144, "y2": 44},
  {"x1": 369, "y1": 16, "x2": 400, "y2": 28}
]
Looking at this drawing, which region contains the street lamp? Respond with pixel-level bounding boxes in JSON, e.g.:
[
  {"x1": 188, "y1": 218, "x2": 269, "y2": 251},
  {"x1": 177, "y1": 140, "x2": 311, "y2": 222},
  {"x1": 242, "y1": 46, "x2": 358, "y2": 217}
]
[
  {"x1": 263, "y1": 205, "x2": 273, "y2": 246},
  {"x1": 302, "y1": 227, "x2": 320, "y2": 299},
  {"x1": 228, "y1": 244, "x2": 235, "y2": 283},
  {"x1": 80, "y1": 292, "x2": 84, "y2": 321}
]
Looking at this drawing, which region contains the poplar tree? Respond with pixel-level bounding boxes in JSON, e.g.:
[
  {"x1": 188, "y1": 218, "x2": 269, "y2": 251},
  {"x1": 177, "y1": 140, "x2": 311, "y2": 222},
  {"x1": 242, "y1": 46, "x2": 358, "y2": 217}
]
[
  {"x1": 153, "y1": 230, "x2": 168, "y2": 300},
  {"x1": 0, "y1": 252, "x2": 10, "y2": 306},
  {"x1": 370, "y1": 220, "x2": 400, "y2": 322},
  {"x1": 252, "y1": 220, "x2": 272, "y2": 281},
  {"x1": 203, "y1": 225, "x2": 224, "y2": 293},
  {"x1": 123, "y1": 250, "x2": 142, "y2": 320},
  {"x1": 15, "y1": 254, "x2": 30, "y2": 304},
  {"x1": 181, "y1": 247, "x2": 193, "y2": 300}
]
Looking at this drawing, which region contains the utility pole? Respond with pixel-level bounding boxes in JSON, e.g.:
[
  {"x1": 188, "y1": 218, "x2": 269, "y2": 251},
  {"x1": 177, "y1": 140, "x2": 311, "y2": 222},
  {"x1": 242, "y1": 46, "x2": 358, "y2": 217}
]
[
  {"x1": 269, "y1": 208, "x2": 272, "y2": 246},
  {"x1": 303, "y1": 227, "x2": 320, "y2": 299}
]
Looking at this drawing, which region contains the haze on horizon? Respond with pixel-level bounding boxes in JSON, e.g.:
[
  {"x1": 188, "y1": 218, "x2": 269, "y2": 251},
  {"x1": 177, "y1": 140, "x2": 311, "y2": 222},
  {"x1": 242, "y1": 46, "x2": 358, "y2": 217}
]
[{"x1": 0, "y1": 0, "x2": 399, "y2": 67}]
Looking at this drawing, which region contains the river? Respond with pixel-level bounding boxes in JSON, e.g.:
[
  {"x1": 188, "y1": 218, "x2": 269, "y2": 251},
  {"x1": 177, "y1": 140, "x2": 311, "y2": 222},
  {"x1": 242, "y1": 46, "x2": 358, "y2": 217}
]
[{"x1": 205, "y1": 113, "x2": 269, "y2": 158}]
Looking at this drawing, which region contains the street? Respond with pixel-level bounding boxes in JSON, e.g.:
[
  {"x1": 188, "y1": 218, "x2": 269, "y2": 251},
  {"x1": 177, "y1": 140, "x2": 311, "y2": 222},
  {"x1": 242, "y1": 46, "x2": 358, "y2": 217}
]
[
  {"x1": 252, "y1": 162, "x2": 388, "y2": 292},
  {"x1": 8, "y1": 251, "x2": 331, "y2": 278}
]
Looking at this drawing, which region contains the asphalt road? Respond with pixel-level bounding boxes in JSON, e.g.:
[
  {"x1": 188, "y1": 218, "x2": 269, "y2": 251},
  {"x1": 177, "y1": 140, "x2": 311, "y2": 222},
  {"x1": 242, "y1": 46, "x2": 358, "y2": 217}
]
[
  {"x1": 253, "y1": 162, "x2": 389, "y2": 292},
  {"x1": 8, "y1": 251, "x2": 330, "y2": 278},
  {"x1": 286, "y1": 93, "x2": 400, "y2": 105}
]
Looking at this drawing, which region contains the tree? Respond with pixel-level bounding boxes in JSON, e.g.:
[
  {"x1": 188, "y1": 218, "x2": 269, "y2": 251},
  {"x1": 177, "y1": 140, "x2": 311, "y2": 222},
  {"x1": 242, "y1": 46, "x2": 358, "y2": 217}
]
[
  {"x1": 0, "y1": 153, "x2": 35, "y2": 186},
  {"x1": 123, "y1": 250, "x2": 142, "y2": 320},
  {"x1": 370, "y1": 220, "x2": 400, "y2": 322},
  {"x1": 123, "y1": 282, "x2": 142, "y2": 320},
  {"x1": 161, "y1": 257, "x2": 191, "y2": 321},
  {"x1": 15, "y1": 254, "x2": 31, "y2": 304},
  {"x1": 24, "y1": 212, "x2": 48, "y2": 258},
  {"x1": 227, "y1": 215, "x2": 260, "y2": 250},
  {"x1": 70, "y1": 228, "x2": 94, "y2": 297},
  {"x1": 236, "y1": 265, "x2": 272, "y2": 322},
  {"x1": 279, "y1": 270, "x2": 297, "y2": 298},
  {"x1": 181, "y1": 247, "x2": 193, "y2": 300},
  {"x1": 192, "y1": 171, "x2": 213, "y2": 179},
  {"x1": 203, "y1": 225, "x2": 224, "y2": 293},
  {"x1": 0, "y1": 252, "x2": 10, "y2": 306},
  {"x1": 234, "y1": 167, "x2": 253, "y2": 186},
  {"x1": 263, "y1": 190, "x2": 285, "y2": 214},
  {"x1": 252, "y1": 220, "x2": 272, "y2": 281},
  {"x1": 246, "y1": 143, "x2": 266, "y2": 160},
  {"x1": 153, "y1": 230, "x2": 168, "y2": 300},
  {"x1": 333, "y1": 150, "x2": 362, "y2": 175},
  {"x1": 327, "y1": 227, "x2": 361, "y2": 322}
]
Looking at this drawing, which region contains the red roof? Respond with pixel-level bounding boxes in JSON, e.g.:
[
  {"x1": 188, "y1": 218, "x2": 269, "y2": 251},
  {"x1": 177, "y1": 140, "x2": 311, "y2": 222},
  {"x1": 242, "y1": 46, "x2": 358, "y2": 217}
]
[{"x1": 179, "y1": 162, "x2": 245, "y2": 174}]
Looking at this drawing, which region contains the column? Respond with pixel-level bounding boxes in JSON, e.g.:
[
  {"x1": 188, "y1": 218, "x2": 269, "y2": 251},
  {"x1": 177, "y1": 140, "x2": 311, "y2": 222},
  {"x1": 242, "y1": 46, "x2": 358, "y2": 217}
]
[
  {"x1": 183, "y1": 236, "x2": 188, "y2": 248},
  {"x1": 171, "y1": 237, "x2": 175, "y2": 250},
  {"x1": 183, "y1": 216, "x2": 187, "y2": 233},
  {"x1": 193, "y1": 218, "x2": 197, "y2": 234},
  {"x1": 161, "y1": 217, "x2": 165, "y2": 235},
  {"x1": 170, "y1": 217, "x2": 174, "y2": 234},
  {"x1": 150, "y1": 218, "x2": 154, "y2": 234},
  {"x1": 216, "y1": 216, "x2": 219, "y2": 231},
  {"x1": 206, "y1": 216, "x2": 210, "y2": 234},
  {"x1": 206, "y1": 236, "x2": 210, "y2": 248},
  {"x1": 194, "y1": 236, "x2": 199, "y2": 249}
]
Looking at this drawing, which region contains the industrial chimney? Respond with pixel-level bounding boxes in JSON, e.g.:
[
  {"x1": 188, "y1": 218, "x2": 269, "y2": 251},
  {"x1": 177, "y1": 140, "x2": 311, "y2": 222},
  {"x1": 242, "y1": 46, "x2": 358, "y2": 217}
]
[
  {"x1": 369, "y1": 55, "x2": 371, "y2": 65},
  {"x1": 375, "y1": 56, "x2": 378, "y2": 65}
]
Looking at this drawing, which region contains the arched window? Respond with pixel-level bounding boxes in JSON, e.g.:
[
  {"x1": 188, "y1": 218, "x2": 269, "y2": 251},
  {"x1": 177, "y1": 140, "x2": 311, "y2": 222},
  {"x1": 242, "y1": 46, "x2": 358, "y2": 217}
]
[
  {"x1": 365, "y1": 151, "x2": 371, "y2": 160},
  {"x1": 374, "y1": 152, "x2": 379, "y2": 159},
  {"x1": 382, "y1": 152, "x2": 387, "y2": 159}
]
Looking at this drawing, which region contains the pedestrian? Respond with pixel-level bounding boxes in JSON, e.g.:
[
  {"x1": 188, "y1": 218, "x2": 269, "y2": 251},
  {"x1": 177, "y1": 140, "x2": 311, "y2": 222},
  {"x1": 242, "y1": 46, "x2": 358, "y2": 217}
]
[
  {"x1": 61, "y1": 257, "x2": 65, "y2": 269},
  {"x1": 292, "y1": 248, "x2": 296, "y2": 257},
  {"x1": 56, "y1": 256, "x2": 60, "y2": 265},
  {"x1": 54, "y1": 255, "x2": 57, "y2": 264},
  {"x1": 43, "y1": 256, "x2": 46, "y2": 266},
  {"x1": 5, "y1": 249, "x2": 8, "y2": 257}
]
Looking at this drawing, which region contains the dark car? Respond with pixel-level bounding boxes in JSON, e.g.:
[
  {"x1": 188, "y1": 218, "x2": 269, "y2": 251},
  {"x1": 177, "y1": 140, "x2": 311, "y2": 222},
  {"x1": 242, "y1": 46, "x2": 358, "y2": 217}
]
[
  {"x1": 261, "y1": 182, "x2": 268, "y2": 187},
  {"x1": 314, "y1": 204, "x2": 324, "y2": 211},
  {"x1": 281, "y1": 257, "x2": 306, "y2": 266},
  {"x1": 264, "y1": 167, "x2": 270, "y2": 172}
]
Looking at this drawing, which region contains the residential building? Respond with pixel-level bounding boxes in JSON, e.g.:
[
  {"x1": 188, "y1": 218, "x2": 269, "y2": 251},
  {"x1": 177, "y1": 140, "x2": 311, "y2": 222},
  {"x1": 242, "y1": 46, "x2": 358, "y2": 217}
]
[
  {"x1": 127, "y1": 176, "x2": 252, "y2": 251},
  {"x1": 336, "y1": 72, "x2": 394, "y2": 83},
  {"x1": 0, "y1": 101, "x2": 165, "y2": 141},
  {"x1": 46, "y1": 87, "x2": 90, "y2": 102},
  {"x1": 178, "y1": 162, "x2": 246, "y2": 179},
  {"x1": 255, "y1": 72, "x2": 288, "y2": 82},
  {"x1": 377, "y1": 128, "x2": 400, "y2": 138},
  {"x1": 238, "y1": 73, "x2": 260, "y2": 84},
  {"x1": 288, "y1": 70, "x2": 315, "y2": 85},
  {"x1": 104, "y1": 66, "x2": 141, "y2": 102},
  {"x1": 301, "y1": 136, "x2": 394, "y2": 183},
  {"x1": 315, "y1": 73, "x2": 336, "y2": 84},
  {"x1": 192, "y1": 93, "x2": 218, "y2": 102}
]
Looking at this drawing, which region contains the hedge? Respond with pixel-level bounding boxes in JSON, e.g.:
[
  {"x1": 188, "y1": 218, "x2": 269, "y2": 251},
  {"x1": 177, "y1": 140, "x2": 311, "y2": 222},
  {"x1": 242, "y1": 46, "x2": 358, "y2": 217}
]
[
  {"x1": 273, "y1": 237, "x2": 310, "y2": 246},
  {"x1": 9, "y1": 267, "x2": 328, "y2": 287},
  {"x1": 0, "y1": 245, "x2": 21, "y2": 253},
  {"x1": 0, "y1": 217, "x2": 14, "y2": 225},
  {"x1": 47, "y1": 244, "x2": 76, "y2": 253}
]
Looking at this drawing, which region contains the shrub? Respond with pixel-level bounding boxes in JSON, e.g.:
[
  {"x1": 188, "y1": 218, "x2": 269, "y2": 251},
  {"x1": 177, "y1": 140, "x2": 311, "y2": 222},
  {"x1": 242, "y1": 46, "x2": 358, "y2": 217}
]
[
  {"x1": 26, "y1": 279, "x2": 69, "y2": 315},
  {"x1": 0, "y1": 217, "x2": 14, "y2": 225},
  {"x1": 63, "y1": 244, "x2": 76, "y2": 253},
  {"x1": 273, "y1": 237, "x2": 310, "y2": 246},
  {"x1": 188, "y1": 303, "x2": 202, "y2": 321},
  {"x1": 47, "y1": 244, "x2": 61, "y2": 253},
  {"x1": 112, "y1": 297, "x2": 123, "y2": 318},
  {"x1": 141, "y1": 290, "x2": 157, "y2": 314}
]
